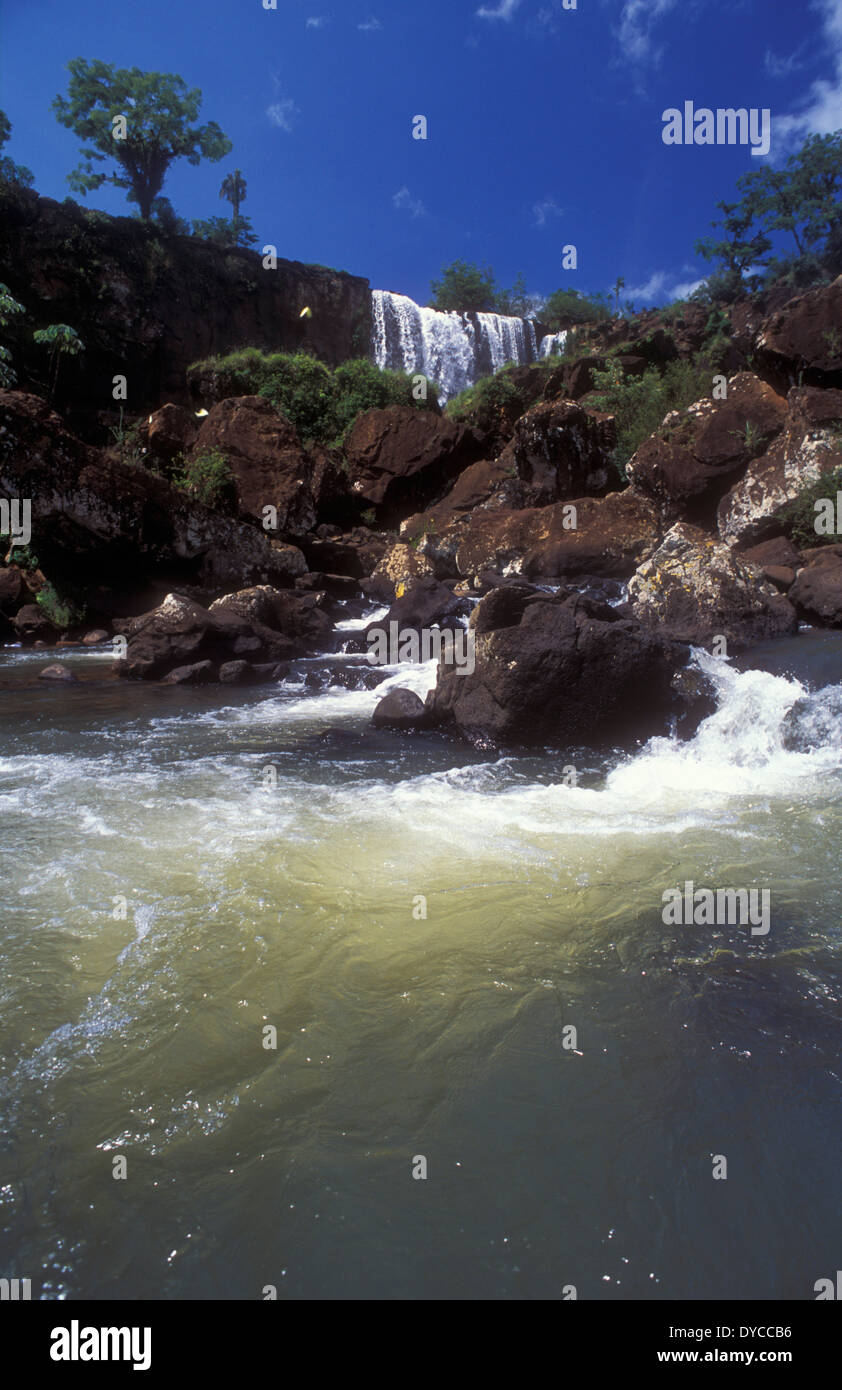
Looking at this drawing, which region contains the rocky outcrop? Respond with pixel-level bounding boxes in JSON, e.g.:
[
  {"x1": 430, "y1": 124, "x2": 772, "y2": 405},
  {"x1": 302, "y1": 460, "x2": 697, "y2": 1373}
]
[
  {"x1": 0, "y1": 390, "x2": 306, "y2": 601},
  {"x1": 145, "y1": 404, "x2": 199, "y2": 465},
  {"x1": 426, "y1": 585, "x2": 687, "y2": 747},
  {"x1": 300, "y1": 525, "x2": 393, "y2": 578},
  {"x1": 342, "y1": 407, "x2": 485, "y2": 522},
  {"x1": 0, "y1": 185, "x2": 371, "y2": 416},
  {"x1": 114, "y1": 587, "x2": 332, "y2": 681},
  {"x1": 626, "y1": 373, "x2": 789, "y2": 524},
  {"x1": 717, "y1": 387, "x2": 842, "y2": 545},
  {"x1": 789, "y1": 550, "x2": 842, "y2": 626},
  {"x1": 628, "y1": 523, "x2": 797, "y2": 648},
  {"x1": 489, "y1": 398, "x2": 618, "y2": 507},
  {"x1": 407, "y1": 489, "x2": 660, "y2": 581},
  {"x1": 190, "y1": 395, "x2": 319, "y2": 535},
  {"x1": 754, "y1": 275, "x2": 842, "y2": 390},
  {"x1": 370, "y1": 542, "x2": 435, "y2": 592}
]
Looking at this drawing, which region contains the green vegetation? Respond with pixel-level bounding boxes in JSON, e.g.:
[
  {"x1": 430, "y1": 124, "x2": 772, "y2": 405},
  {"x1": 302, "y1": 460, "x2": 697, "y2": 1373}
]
[
  {"x1": 540, "y1": 287, "x2": 611, "y2": 330},
  {"x1": 52, "y1": 59, "x2": 231, "y2": 220},
  {"x1": 8, "y1": 544, "x2": 40, "y2": 570},
  {"x1": 0, "y1": 110, "x2": 33, "y2": 189},
  {"x1": 446, "y1": 364, "x2": 531, "y2": 429},
  {"x1": 172, "y1": 447, "x2": 236, "y2": 509},
  {"x1": 778, "y1": 463, "x2": 842, "y2": 548},
  {"x1": 187, "y1": 349, "x2": 438, "y2": 446},
  {"x1": 0, "y1": 282, "x2": 26, "y2": 387},
  {"x1": 695, "y1": 131, "x2": 842, "y2": 299},
  {"x1": 589, "y1": 357, "x2": 714, "y2": 480},
  {"x1": 32, "y1": 323, "x2": 83, "y2": 398},
  {"x1": 36, "y1": 581, "x2": 86, "y2": 630},
  {"x1": 429, "y1": 261, "x2": 532, "y2": 316}
]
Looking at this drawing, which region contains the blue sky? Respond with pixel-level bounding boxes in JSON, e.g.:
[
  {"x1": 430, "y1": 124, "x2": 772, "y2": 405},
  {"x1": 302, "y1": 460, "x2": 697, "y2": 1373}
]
[{"x1": 1, "y1": 0, "x2": 840, "y2": 309}]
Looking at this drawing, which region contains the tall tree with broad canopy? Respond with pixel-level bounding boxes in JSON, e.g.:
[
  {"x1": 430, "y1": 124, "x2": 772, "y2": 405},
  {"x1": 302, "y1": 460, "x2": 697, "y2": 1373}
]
[{"x1": 52, "y1": 59, "x2": 232, "y2": 220}]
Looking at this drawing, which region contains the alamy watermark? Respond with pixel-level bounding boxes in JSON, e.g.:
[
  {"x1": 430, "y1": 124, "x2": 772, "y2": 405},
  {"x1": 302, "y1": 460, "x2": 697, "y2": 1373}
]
[
  {"x1": 662, "y1": 103, "x2": 771, "y2": 158},
  {"x1": 0, "y1": 498, "x2": 31, "y2": 547},
  {"x1": 661, "y1": 880, "x2": 770, "y2": 935},
  {"x1": 366, "y1": 622, "x2": 475, "y2": 675}
]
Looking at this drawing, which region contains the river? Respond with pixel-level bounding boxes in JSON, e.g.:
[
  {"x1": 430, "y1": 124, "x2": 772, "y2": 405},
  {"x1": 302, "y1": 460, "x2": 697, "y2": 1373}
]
[{"x1": 1, "y1": 620, "x2": 841, "y2": 1299}]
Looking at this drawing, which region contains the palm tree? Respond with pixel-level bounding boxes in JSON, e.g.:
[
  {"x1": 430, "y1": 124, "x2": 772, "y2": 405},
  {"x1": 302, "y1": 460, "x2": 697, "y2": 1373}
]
[
  {"x1": 220, "y1": 169, "x2": 247, "y2": 239},
  {"x1": 612, "y1": 277, "x2": 626, "y2": 316}
]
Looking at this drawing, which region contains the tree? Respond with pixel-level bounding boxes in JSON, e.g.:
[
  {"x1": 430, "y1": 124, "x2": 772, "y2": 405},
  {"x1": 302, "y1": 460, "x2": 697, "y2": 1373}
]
[
  {"x1": 429, "y1": 260, "x2": 499, "y2": 313},
  {"x1": 0, "y1": 283, "x2": 26, "y2": 387},
  {"x1": 33, "y1": 324, "x2": 84, "y2": 400},
  {"x1": 495, "y1": 272, "x2": 532, "y2": 317},
  {"x1": 220, "y1": 168, "x2": 247, "y2": 233},
  {"x1": 192, "y1": 214, "x2": 257, "y2": 248},
  {"x1": 694, "y1": 198, "x2": 772, "y2": 300},
  {"x1": 52, "y1": 59, "x2": 232, "y2": 220},
  {"x1": 612, "y1": 277, "x2": 625, "y2": 315},
  {"x1": 540, "y1": 287, "x2": 611, "y2": 330},
  {"x1": 0, "y1": 110, "x2": 34, "y2": 189},
  {"x1": 694, "y1": 131, "x2": 842, "y2": 298}
]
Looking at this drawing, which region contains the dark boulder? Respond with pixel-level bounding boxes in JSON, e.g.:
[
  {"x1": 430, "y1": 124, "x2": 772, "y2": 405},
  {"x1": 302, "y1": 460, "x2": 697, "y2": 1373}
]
[
  {"x1": 426, "y1": 586, "x2": 687, "y2": 748},
  {"x1": 372, "y1": 687, "x2": 430, "y2": 730}
]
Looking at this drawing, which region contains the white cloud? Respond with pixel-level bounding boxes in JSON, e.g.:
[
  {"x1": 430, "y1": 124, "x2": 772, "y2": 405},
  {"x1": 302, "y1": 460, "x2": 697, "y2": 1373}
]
[
  {"x1": 266, "y1": 98, "x2": 299, "y2": 131},
  {"x1": 476, "y1": 0, "x2": 522, "y2": 19},
  {"x1": 774, "y1": 0, "x2": 842, "y2": 152},
  {"x1": 623, "y1": 269, "x2": 703, "y2": 304},
  {"x1": 532, "y1": 196, "x2": 564, "y2": 228},
  {"x1": 616, "y1": 0, "x2": 677, "y2": 67},
  {"x1": 358, "y1": 16, "x2": 382, "y2": 30},
  {"x1": 393, "y1": 186, "x2": 427, "y2": 218},
  {"x1": 764, "y1": 47, "x2": 805, "y2": 79},
  {"x1": 306, "y1": 16, "x2": 327, "y2": 28}
]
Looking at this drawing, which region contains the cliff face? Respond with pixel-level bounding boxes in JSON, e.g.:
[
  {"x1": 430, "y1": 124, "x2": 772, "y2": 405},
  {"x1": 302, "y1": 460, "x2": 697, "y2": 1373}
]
[{"x1": 0, "y1": 186, "x2": 371, "y2": 418}]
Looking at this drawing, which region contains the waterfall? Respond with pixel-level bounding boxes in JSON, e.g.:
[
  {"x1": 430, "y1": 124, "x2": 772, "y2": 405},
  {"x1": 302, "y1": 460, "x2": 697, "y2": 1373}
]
[
  {"x1": 371, "y1": 290, "x2": 541, "y2": 402},
  {"x1": 538, "y1": 329, "x2": 568, "y2": 358}
]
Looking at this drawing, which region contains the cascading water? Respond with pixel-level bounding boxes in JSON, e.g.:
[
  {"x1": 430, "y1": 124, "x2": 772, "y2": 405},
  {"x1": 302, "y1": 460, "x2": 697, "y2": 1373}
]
[
  {"x1": 371, "y1": 289, "x2": 540, "y2": 401},
  {"x1": 538, "y1": 329, "x2": 568, "y2": 358}
]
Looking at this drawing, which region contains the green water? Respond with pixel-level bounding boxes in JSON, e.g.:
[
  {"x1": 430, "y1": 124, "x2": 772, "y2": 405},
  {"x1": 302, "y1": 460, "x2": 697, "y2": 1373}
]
[{"x1": 1, "y1": 636, "x2": 841, "y2": 1299}]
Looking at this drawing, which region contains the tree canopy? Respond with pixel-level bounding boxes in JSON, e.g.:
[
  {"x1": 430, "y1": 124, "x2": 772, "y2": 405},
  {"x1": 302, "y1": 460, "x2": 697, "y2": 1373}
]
[
  {"x1": 695, "y1": 131, "x2": 842, "y2": 298},
  {"x1": 0, "y1": 109, "x2": 34, "y2": 189},
  {"x1": 52, "y1": 59, "x2": 231, "y2": 220}
]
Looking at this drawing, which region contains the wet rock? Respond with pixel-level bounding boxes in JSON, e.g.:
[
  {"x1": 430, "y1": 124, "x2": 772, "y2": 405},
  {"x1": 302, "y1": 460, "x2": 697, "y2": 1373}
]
[
  {"x1": 12, "y1": 603, "x2": 59, "y2": 645},
  {"x1": 372, "y1": 688, "x2": 429, "y2": 730},
  {"x1": 789, "y1": 553, "x2": 842, "y2": 626},
  {"x1": 115, "y1": 584, "x2": 337, "y2": 682},
  {"x1": 82, "y1": 629, "x2": 111, "y2": 645},
  {"x1": 426, "y1": 586, "x2": 686, "y2": 748},
  {"x1": 161, "y1": 660, "x2": 217, "y2": 685},
  {"x1": 38, "y1": 663, "x2": 78, "y2": 682}
]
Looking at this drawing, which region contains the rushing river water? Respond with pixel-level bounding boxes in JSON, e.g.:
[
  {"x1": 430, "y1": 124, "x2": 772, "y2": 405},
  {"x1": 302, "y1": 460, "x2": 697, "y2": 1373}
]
[{"x1": 2, "y1": 621, "x2": 842, "y2": 1300}]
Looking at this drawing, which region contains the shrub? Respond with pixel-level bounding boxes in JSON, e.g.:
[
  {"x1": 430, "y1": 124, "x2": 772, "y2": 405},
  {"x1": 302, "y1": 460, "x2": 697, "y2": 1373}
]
[
  {"x1": 36, "y1": 582, "x2": 86, "y2": 629},
  {"x1": 778, "y1": 462, "x2": 842, "y2": 549},
  {"x1": 540, "y1": 287, "x2": 611, "y2": 330},
  {"x1": 172, "y1": 447, "x2": 236, "y2": 509},
  {"x1": 188, "y1": 349, "x2": 437, "y2": 446},
  {"x1": 446, "y1": 370, "x2": 522, "y2": 428},
  {"x1": 589, "y1": 357, "x2": 714, "y2": 479}
]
